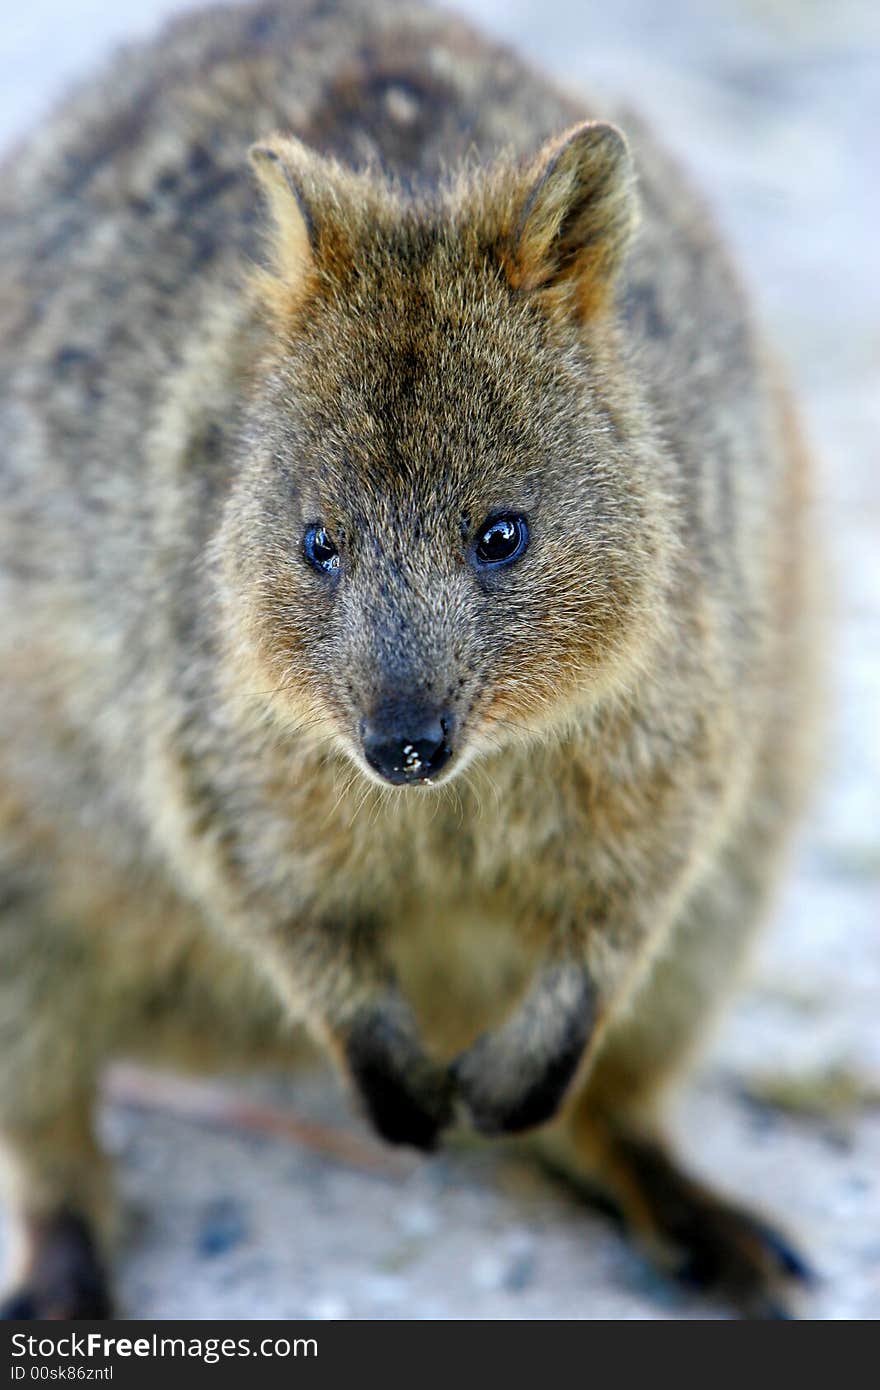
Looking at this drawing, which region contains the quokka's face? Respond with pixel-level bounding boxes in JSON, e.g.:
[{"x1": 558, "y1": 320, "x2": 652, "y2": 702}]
[{"x1": 218, "y1": 124, "x2": 671, "y2": 786}]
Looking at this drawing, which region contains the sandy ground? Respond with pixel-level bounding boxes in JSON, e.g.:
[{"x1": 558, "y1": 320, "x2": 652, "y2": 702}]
[{"x1": 0, "y1": 0, "x2": 877, "y2": 1320}]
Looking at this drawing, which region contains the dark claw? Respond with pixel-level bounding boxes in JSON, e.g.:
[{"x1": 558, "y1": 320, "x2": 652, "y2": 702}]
[{"x1": 749, "y1": 1218, "x2": 816, "y2": 1286}]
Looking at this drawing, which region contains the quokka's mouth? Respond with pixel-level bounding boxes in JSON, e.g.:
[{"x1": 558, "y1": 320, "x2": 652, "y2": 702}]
[
  {"x1": 358, "y1": 709, "x2": 454, "y2": 786},
  {"x1": 348, "y1": 745, "x2": 459, "y2": 791}
]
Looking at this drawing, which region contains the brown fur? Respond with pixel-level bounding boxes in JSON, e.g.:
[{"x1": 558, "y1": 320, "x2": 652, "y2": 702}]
[{"x1": 0, "y1": 0, "x2": 819, "y2": 1317}]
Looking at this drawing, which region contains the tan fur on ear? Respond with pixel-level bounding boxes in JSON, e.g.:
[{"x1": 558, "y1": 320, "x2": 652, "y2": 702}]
[
  {"x1": 249, "y1": 136, "x2": 319, "y2": 322},
  {"x1": 508, "y1": 122, "x2": 638, "y2": 321}
]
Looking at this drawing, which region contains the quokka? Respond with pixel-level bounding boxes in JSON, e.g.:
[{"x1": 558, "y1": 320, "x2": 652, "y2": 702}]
[{"x1": 0, "y1": 0, "x2": 819, "y2": 1318}]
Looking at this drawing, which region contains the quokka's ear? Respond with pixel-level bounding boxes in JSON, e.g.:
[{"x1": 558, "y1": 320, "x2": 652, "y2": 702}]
[
  {"x1": 250, "y1": 136, "x2": 316, "y2": 277},
  {"x1": 507, "y1": 122, "x2": 637, "y2": 321},
  {"x1": 249, "y1": 134, "x2": 355, "y2": 320}
]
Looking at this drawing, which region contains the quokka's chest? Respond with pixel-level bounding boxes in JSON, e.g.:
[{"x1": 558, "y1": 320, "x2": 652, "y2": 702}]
[{"x1": 288, "y1": 749, "x2": 593, "y2": 916}]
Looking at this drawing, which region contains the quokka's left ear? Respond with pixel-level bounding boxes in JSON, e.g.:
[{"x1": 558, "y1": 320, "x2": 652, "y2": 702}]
[
  {"x1": 507, "y1": 121, "x2": 638, "y2": 322},
  {"x1": 248, "y1": 133, "x2": 365, "y2": 322},
  {"x1": 249, "y1": 136, "x2": 319, "y2": 292}
]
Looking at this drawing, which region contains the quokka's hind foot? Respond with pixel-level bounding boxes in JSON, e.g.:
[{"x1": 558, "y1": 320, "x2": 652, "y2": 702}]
[
  {"x1": 547, "y1": 1119, "x2": 814, "y2": 1319},
  {"x1": 608, "y1": 1130, "x2": 813, "y2": 1318},
  {"x1": 0, "y1": 1209, "x2": 112, "y2": 1321}
]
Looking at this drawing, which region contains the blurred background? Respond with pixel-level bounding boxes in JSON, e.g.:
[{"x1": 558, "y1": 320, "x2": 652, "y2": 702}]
[{"x1": 1, "y1": 0, "x2": 877, "y2": 1318}]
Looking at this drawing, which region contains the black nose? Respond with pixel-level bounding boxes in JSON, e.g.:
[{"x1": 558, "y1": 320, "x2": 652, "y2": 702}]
[{"x1": 360, "y1": 710, "x2": 453, "y2": 784}]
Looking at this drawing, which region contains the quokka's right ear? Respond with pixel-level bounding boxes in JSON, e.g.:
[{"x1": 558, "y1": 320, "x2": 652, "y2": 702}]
[{"x1": 506, "y1": 121, "x2": 638, "y2": 323}]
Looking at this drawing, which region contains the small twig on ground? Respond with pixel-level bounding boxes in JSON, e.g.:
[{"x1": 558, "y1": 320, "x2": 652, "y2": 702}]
[{"x1": 103, "y1": 1064, "x2": 413, "y2": 1178}]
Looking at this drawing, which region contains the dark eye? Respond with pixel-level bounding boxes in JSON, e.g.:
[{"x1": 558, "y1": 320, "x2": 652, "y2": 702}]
[
  {"x1": 303, "y1": 524, "x2": 340, "y2": 575},
  {"x1": 474, "y1": 514, "x2": 529, "y2": 568}
]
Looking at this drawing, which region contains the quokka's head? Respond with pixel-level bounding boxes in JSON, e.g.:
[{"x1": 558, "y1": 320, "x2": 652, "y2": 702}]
[{"x1": 217, "y1": 122, "x2": 677, "y2": 787}]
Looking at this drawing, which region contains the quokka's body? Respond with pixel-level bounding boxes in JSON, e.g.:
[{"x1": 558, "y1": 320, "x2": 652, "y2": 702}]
[{"x1": 0, "y1": 0, "x2": 819, "y2": 1318}]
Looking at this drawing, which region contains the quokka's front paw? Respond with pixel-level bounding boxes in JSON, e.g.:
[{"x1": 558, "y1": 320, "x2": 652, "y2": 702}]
[
  {"x1": 0, "y1": 1210, "x2": 112, "y2": 1321},
  {"x1": 453, "y1": 1027, "x2": 585, "y2": 1135},
  {"x1": 345, "y1": 1009, "x2": 454, "y2": 1151},
  {"x1": 453, "y1": 962, "x2": 595, "y2": 1135}
]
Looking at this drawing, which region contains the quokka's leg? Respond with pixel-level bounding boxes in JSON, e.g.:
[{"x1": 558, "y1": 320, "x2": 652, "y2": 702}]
[
  {"x1": 542, "y1": 843, "x2": 814, "y2": 1318},
  {"x1": 0, "y1": 897, "x2": 113, "y2": 1319}
]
